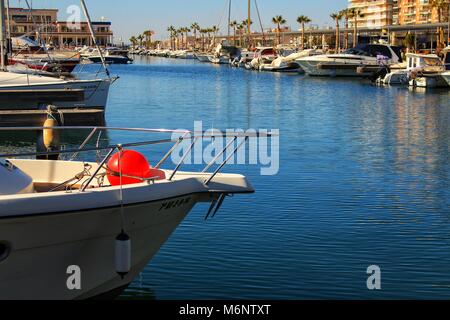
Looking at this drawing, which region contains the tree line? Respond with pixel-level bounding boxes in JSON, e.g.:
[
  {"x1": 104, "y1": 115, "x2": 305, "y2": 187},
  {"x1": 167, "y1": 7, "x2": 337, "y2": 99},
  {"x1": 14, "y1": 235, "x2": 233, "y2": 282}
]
[{"x1": 130, "y1": 1, "x2": 449, "y2": 51}]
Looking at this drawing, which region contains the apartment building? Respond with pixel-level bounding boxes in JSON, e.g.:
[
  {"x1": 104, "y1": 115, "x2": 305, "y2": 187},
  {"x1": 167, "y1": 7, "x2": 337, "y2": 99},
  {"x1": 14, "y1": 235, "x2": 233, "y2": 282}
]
[
  {"x1": 348, "y1": 0, "x2": 394, "y2": 28},
  {"x1": 7, "y1": 7, "x2": 113, "y2": 47},
  {"x1": 397, "y1": 0, "x2": 449, "y2": 25}
]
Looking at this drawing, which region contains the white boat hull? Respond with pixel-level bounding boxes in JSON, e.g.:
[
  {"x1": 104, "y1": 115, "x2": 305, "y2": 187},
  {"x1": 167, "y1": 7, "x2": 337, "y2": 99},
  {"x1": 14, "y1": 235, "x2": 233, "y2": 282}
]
[
  {"x1": 410, "y1": 75, "x2": 450, "y2": 88},
  {"x1": 296, "y1": 59, "x2": 374, "y2": 77},
  {"x1": 0, "y1": 195, "x2": 197, "y2": 300},
  {"x1": 208, "y1": 56, "x2": 230, "y2": 64},
  {"x1": 382, "y1": 70, "x2": 409, "y2": 85},
  {"x1": 0, "y1": 158, "x2": 254, "y2": 300},
  {"x1": 0, "y1": 74, "x2": 112, "y2": 109},
  {"x1": 195, "y1": 54, "x2": 211, "y2": 63}
]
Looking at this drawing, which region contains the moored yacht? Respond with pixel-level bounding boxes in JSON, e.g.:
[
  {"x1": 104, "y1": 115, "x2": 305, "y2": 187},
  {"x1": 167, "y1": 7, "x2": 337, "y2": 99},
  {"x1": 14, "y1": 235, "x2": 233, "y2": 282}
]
[
  {"x1": 259, "y1": 49, "x2": 322, "y2": 73},
  {"x1": 85, "y1": 48, "x2": 133, "y2": 65},
  {"x1": 247, "y1": 47, "x2": 278, "y2": 70},
  {"x1": 0, "y1": 71, "x2": 114, "y2": 109},
  {"x1": 0, "y1": 0, "x2": 115, "y2": 110},
  {"x1": 380, "y1": 53, "x2": 446, "y2": 87},
  {"x1": 297, "y1": 44, "x2": 402, "y2": 77}
]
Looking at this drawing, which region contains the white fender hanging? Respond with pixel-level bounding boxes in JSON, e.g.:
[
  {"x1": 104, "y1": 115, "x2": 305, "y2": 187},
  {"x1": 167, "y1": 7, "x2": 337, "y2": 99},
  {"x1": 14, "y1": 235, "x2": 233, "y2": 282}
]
[{"x1": 115, "y1": 231, "x2": 131, "y2": 279}]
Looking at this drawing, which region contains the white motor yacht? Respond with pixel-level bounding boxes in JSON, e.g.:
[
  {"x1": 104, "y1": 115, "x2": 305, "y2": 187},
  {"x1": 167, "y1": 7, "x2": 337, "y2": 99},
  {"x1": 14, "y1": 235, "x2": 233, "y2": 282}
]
[
  {"x1": 259, "y1": 49, "x2": 322, "y2": 73},
  {"x1": 0, "y1": 126, "x2": 273, "y2": 299},
  {"x1": 248, "y1": 47, "x2": 278, "y2": 70},
  {"x1": 297, "y1": 44, "x2": 402, "y2": 77},
  {"x1": 85, "y1": 48, "x2": 133, "y2": 65},
  {"x1": 381, "y1": 53, "x2": 448, "y2": 88},
  {"x1": 0, "y1": 71, "x2": 114, "y2": 109},
  {"x1": 407, "y1": 53, "x2": 449, "y2": 88}
]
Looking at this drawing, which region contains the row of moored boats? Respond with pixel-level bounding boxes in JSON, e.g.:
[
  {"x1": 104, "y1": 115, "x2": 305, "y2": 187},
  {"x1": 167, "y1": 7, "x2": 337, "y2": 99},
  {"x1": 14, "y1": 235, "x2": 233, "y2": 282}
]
[{"x1": 132, "y1": 42, "x2": 450, "y2": 88}]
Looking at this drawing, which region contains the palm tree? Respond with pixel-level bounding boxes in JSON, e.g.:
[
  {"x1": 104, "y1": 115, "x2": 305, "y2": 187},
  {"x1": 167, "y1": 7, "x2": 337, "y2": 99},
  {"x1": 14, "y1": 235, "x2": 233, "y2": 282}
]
[
  {"x1": 241, "y1": 19, "x2": 253, "y2": 28},
  {"x1": 129, "y1": 36, "x2": 138, "y2": 48},
  {"x1": 204, "y1": 28, "x2": 213, "y2": 49},
  {"x1": 176, "y1": 28, "x2": 183, "y2": 50},
  {"x1": 340, "y1": 9, "x2": 350, "y2": 49},
  {"x1": 199, "y1": 29, "x2": 206, "y2": 51},
  {"x1": 330, "y1": 12, "x2": 343, "y2": 53},
  {"x1": 296, "y1": 15, "x2": 311, "y2": 49},
  {"x1": 191, "y1": 22, "x2": 200, "y2": 49},
  {"x1": 179, "y1": 28, "x2": 185, "y2": 49},
  {"x1": 211, "y1": 26, "x2": 219, "y2": 46},
  {"x1": 348, "y1": 8, "x2": 364, "y2": 47},
  {"x1": 230, "y1": 20, "x2": 238, "y2": 46},
  {"x1": 167, "y1": 25, "x2": 176, "y2": 50},
  {"x1": 182, "y1": 27, "x2": 191, "y2": 49},
  {"x1": 143, "y1": 30, "x2": 155, "y2": 49},
  {"x1": 272, "y1": 15, "x2": 287, "y2": 45},
  {"x1": 137, "y1": 34, "x2": 144, "y2": 47},
  {"x1": 241, "y1": 19, "x2": 253, "y2": 47},
  {"x1": 236, "y1": 24, "x2": 244, "y2": 47}
]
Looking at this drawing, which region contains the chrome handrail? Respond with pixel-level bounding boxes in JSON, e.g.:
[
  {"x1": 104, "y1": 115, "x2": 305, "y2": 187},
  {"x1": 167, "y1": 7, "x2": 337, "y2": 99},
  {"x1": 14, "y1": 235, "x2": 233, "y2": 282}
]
[{"x1": 0, "y1": 126, "x2": 277, "y2": 187}]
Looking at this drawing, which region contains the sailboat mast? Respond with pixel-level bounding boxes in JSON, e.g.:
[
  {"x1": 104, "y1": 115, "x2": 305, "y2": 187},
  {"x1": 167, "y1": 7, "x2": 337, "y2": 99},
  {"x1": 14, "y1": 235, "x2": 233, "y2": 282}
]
[
  {"x1": 227, "y1": 0, "x2": 231, "y2": 38},
  {"x1": 0, "y1": 0, "x2": 6, "y2": 71},
  {"x1": 79, "y1": 0, "x2": 110, "y2": 77},
  {"x1": 254, "y1": 0, "x2": 265, "y2": 43},
  {"x1": 247, "y1": 0, "x2": 251, "y2": 36},
  {"x1": 5, "y1": 0, "x2": 10, "y2": 45}
]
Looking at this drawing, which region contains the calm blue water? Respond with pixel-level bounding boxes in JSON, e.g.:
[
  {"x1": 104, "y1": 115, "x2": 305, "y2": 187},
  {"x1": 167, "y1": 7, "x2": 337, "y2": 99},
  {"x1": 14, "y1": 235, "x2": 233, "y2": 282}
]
[
  {"x1": 4, "y1": 56, "x2": 450, "y2": 299},
  {"x1": 105, "y1": 56, "x2": 449, "y2": 300}
]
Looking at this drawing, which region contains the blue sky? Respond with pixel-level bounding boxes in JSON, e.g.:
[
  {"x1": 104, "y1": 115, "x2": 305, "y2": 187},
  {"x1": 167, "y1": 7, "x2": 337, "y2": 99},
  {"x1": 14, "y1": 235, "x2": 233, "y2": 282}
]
[{"x1": 10, "y1": 0, "x2": 347, "y2": 42}]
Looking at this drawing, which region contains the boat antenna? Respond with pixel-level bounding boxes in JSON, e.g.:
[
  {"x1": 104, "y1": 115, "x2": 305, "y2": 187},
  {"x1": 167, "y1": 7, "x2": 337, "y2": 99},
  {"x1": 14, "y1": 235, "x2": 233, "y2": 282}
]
[
  {"x1": 0, "y1": 0, "x2": 6, "y2": 71},
  {"x1": 254, "y1": 0, "x2": 265, "y2": 45},
  {"x1": 79, "y1": 0, "x2": 111, "y2": 78}
]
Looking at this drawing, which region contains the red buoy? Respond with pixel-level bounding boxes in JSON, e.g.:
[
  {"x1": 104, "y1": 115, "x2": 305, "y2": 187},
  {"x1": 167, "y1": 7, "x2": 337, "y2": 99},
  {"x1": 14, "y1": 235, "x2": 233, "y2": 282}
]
[{"x1": 106, "y1": 150, "x2": 166, "y2": 186}]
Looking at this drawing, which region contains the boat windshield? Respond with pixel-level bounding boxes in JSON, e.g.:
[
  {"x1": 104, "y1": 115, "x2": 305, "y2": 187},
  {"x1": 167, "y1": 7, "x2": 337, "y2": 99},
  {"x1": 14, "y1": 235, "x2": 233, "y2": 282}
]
[
  {"x1": 343, "y1": 47, "x2": 372, "y2": 56},
  {"x1": 343, "y1": 45, "x2": 393, "y2": 59}
]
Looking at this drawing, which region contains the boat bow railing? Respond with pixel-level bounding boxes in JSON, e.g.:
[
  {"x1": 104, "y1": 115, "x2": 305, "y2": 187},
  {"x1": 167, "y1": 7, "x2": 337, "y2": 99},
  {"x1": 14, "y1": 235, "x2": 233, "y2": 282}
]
[{"x1": 0, "y1": 126, "x2": 276, "y2": 190}]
